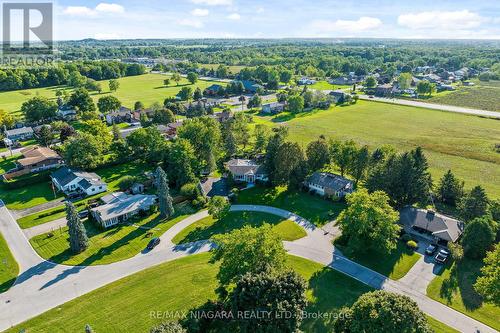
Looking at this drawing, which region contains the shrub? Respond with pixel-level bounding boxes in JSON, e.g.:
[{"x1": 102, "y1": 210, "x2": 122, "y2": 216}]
[
  {"x1": 118, "y1": 175, "x2": 137, "y2": 191},
  {"x1": 407, "y1": 240, "x2": 418, "y2": 250},
  {"x1": 180, "y1": 183, "x2": 199, "y2": 200},
  {"x1": 192, "y1": 196, "x2": 207, "y2": 209},
  {"x1": 401, "y1": 234, "x2": 412, "y2": 242}
]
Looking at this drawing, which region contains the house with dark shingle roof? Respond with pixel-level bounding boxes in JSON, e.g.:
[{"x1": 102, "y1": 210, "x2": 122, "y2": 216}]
[
  {"x1": 4, "y1": 127, "x2": 34, "y2": 142},
  {"x1": 304, "y1": 172, "x2": 353, "y2": 198},
  {"x1": 226, "y1": 159, "x2": 268, "y2": 183},
  {"x1": 51, "y1": 166, "x2": 107, "y2": 196},
  {"x1": 399, "y1": 207, "x2": 464, "y2": 244},
  {"x1": 2, "y1": 146, "x2": 63, "y2": 180}
]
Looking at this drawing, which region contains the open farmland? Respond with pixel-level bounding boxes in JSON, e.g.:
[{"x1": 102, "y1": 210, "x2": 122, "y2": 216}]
[
  {"x1": 253, "y1": 100, "x2": 500, "y2": 198},
  {"x1": 0, "y1": 73, "x2": 226, "y2": 118}
]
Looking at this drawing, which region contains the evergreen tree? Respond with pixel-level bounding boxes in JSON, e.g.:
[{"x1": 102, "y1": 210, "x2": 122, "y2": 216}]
[
  {"x1": 437, "y1": 170, "x2": 464, "y2": 206},
  {"x1": 66, "y1": 202, "x2": 88, "y2": 254},
  {"x1": 156, "y1": 167, "x2": 175, "y2": 218},
  {"x1": 459, "y1": 185, "x2": 489, "y2": 221},
  {"x1": 264, "y1": 127, "x2": 288, "y2": 183}
]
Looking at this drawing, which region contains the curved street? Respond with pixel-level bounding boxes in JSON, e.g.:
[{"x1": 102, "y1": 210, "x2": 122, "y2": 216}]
[{"x1": 0, "y1": 201, "x2": 497, "y2": 333}]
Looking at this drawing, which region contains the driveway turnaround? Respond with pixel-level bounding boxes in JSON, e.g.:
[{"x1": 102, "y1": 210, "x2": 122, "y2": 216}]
[{"x1": 0, "y1": 201, "x2": 497, "y2": 333}]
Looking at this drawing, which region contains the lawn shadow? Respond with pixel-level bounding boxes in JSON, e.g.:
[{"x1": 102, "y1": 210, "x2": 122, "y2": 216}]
[{"x1": 301, "y1": 267, "x2": 371, "y2": 332}]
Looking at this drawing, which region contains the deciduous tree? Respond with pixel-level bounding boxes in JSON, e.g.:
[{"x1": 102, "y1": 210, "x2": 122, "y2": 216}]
[
  {"x1": 208, "y1": 196, "x2": 230, "y2": 220},
  {"x1": 461, "y1": 216, "x2": 496, "y2": 259},
  {"x1": 475, "y1": 244, "x2": 500, "y2": 306}
]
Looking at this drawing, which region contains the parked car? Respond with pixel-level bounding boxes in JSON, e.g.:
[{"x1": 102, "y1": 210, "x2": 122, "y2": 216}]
[
  {"x1": 425, "y1": 244, "x2": 438, "y2": 256},
  {"x1": 434, "y1": 249, "x2": 450, "y2": 264},
  {"x1": 77, "y1": 210, "x2": 89, "y2": 219},
  {"x1": 147, "y1": 237, "x2": 161, "y2": 250}
]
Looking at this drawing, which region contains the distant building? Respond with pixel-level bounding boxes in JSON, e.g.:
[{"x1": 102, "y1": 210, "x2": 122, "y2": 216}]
[
  {"x1": 304, "y1": 172, "x2": 353, "y2": 198},
  {"x1": 262, "y1": 102, "x2": 285, "y2": 114},
  {"x1": 399, "y1": 207, "x2": 464, "y2": 244},
  {"x1": 51, "y1": 166, "x2": 107, "y2": 196},
  {"x1": 4, "y1": 127, "x2": 34, "y2": 142},
  {"x1": 297, "y1": 77, "x2": 317, "y2": 85},
  {"x1": 374, "y1": 84, "x2": 394, "y2": 97},
  {"x1": 57, "y1": 106, "x2": 77, "y2": 121},
  {"x1": 2, "y1": 146, "x2": 63, "y2": 180},
  {"x1": 236, "y1": 80, "x2": 264, "y2": 94},
  {"x1": 106, "y1": 106, "x2": 132, "y2": 125},
  {"x1": 226, "y1": 159, "x2": 268, "y2": 183},
  {"x1": 91, "y1": 192, "x2": 157, "y2": 228},
  {"x1": 204, "y1": 84, "x2": 224, "y2": 96},
  {"x1": 329, "y1": 90, "x2": 348, "y2": 103}
]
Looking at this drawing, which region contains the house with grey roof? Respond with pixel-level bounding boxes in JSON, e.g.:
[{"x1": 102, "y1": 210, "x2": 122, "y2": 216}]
[
  {"x1": 51, "y1": 166, "x2": 107, "y2": 196},
  {"x1": 262, "y1": 102, "x2": 285, "y2": 114},
  {"x1": 91, "y1": 192, "x2": 157, "y2": 228},
  {"x1": 304, "y1": 172, "x2": 353, "y2": 198},
  {"x1": 399, "y1": 207, "x2": 464, "y2": 244},
  {"x1": 226, "y1": 159, "x2": 268, "y2": 184},
  {"x1": 4, "y1": 127, "x2": 34, "y2": 142}
]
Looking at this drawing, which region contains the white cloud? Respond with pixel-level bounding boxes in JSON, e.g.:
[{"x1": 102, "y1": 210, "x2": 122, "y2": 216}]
[
  {"x1": 227, "y1": 13, "x2": 241, "y2": 20},
  {"x1": 63, "y1": 3, "x2": 124, "y2": 17},
  {"x1": 398, "y1": 10, "x2": 484, "y2": 30},
  {"x1": 256, "y1": 7, "x2": 265, "y2": 13},
  {"x1": 95, "y1": 3, "x2": 125, "y2": 14},
  {"x1": 191, "y1": 8, "x2": 209, "y2": 16},
  {"x1": 310, "y1": 17, "x2": 382, "y2": 33},
  {"x1": 63, "y1": 6, "x2": 96, "y2": 16},
  {"x1": 177, "y1": 18, "x2": 204, "y2": 28},
  {"x1": 190, "y1": 0, "x2": 232, "y2": 6}
]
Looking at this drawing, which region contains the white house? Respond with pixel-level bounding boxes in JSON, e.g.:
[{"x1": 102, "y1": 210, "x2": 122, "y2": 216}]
[
  {"x1": 91, "y1": 192, "x2": 157, "y2": 228},
  {"x1": 226, "y1": 159, "x2": 268, "y2": 184},
  {"x1": 304, "y1": 172, "x2": 353, "y2": 198},
  {"x1": 51, "y1": 166, "x2": 107, "y2": 196}
]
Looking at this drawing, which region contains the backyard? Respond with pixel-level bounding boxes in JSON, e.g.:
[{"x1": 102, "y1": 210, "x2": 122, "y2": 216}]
[
  {"x1": 0, "y1": 73, "x2": 227, "y2": 118},
  {"x1": 29, "y1": 203, "x2": 196, "y2": 266},
  {"x1": 171, "y1": 211, "x2": 307, "y2": 244},
  {"x1": 236, "y1": 185, "x2": 346, "y2": 226},
  {"x1": 0, "y1": 233, "x2": 18, "y2": 293},
  {"x1": 253, "y1": 100, "x2": 500, "y2": 198},
  {"x1": 427, "y1": 258, "x2": 500, "y2": 331}
]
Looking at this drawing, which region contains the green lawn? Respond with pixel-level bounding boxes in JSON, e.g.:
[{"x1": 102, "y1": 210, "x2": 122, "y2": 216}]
[
  {"x1": 426, "y1": 315, "x2": 460, "y2": 333},
  {"x1": 0, "y1": 233, "x2": 18, "y2": 293},
  {"x1": 171, "y1": 211, "x2": 307, "y2": 244},
  {"x1": 0, "y1": 154, "x2": 20, "y2": 174},
  {"x1": 427, "y1": 258, "x2": 500, "y2": 331},
  {"x1": 29, "y1": 203, "x2": 196, "y2": 266},
  {"x1": 427, "y1": 80, "x2": 500, "y2": 112},
  {"x1": 253, "y1": 100, "x2": 500, "y2": 198},
  {"x1": 309, "y1": 80, "x2": 352, "y2": 91},
  {"x1": 0, "y1": 73, "x2": 227, "y2": 118},
  {"x1": 236, "y1": 185, "x2": 346, "y2": 226},
  {"x1": 335, "y1": 241, "x2": 422, "y2": 280}
]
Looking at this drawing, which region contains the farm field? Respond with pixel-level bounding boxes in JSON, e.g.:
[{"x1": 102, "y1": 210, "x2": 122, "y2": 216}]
[
  {"x1": 252, "y1": 100, "x2": 500, "y2": 198},
  {"x1": 171, "y1": 211, "x2": 306, "y2": 244},
  {"x1": 0, "y1": 73, "x2": 226, "y2": 118},
  {"x1": 425, "y1": 80, "x2": 500, "y2": 112}
]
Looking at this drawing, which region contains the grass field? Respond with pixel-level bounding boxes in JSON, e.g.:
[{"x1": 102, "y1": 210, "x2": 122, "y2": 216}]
[
  {"x1": 252, "y1": 100, "x2": 500, "y2": 198},
  {"x1": 29, "y1": 203, "x2": 196, "y2": 266},
  {"x1": 0, "y1": 73, "x2": 226, "y2": 118},
  {"x1": 5, "y1": 253, "x2": 457, "y2": 333},
  {"x1": 0, "y1": 154, "x2": 20, "y2": 174},
  {"x1": 335, "y1": 241, "x2": 422, "y2": 280},
  {"x1": 427, "y1": 80, "x2": 500, "y2": 112},
  {"x1": 0, "y1": 233, "x2": 18, "y2": 293},
  {"x1": 309, "y1": 80, "x2": 352, "y2": 91},
  {"x1": 427, "y1": 258, "x2": 500, "y2": 331},
  {"x1": 171, "y1": 211, "x2": 307, "y2": 244},
  {"x1": 236, "y1": 185, "x2": 346, "y2": 226}
]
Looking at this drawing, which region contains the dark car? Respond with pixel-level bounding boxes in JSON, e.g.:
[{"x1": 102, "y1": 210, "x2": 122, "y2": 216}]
[
  {"x1": 77, "y1": 210, "x2": 89, "y2": 219},
  {"x1": 425, "y1": 244, "x2": 438, "y2": 256},
  {"x1": 147, "y1": 237, "x2": 161, "y2": 250},
  {"x1": 434, "y1": 249, "x2": 450, "y2": 264}
]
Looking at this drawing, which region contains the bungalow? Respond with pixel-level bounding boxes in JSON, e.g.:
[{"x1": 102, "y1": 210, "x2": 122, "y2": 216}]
[
  {"x1": 374, "y1": 84, "x2": 394, "y2": 97},
  {"x1": 91, "y1": 192, "x2": 157, "y2": 228},
  {"x1": 399, "y1": 207, "x2": 464, "y2": 245},
  {"x1": 106, "y1": 106, "x2": 132, "y2": 125},
  {"x1": 57, "y1": 106, "x2": 77, "y2": 121},
  {"x1": 304, "y1": 172, "x2": 353, "y2": 198},
  {"x1": 51, "y1": 166, "x2": 107, "y2": 196},
  {"x1": 2, "y1": 146, "x2": 63, "y2": 180},
  {"x1": 4, "y1": 127, "x2": 34, "y2": 142},
  {"x1": 240, "y1": 80, "x2": 264, "y2": 94},
  {"x1": 226, "y1": 159, "x2": 268, "y2": 183},
  {"x1": 298, "y1": 77, "x2": 316, "y2": 85},
  {"x1": 204, "y1": 84, "x2": 224, "y2": 96},
  {"x1": 329, "y1": 90, "x2": 348, "y2": 103},
  {"x1": 157, "y1": 121, "x2": 183, "y2": 139},
  {"x1": 262, "y1": 102, "x2": 285, "y2": 114}
]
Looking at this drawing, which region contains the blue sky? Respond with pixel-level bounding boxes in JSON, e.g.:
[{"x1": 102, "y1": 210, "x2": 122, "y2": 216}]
[{"x1": 40, "y1": 0, "x2": 500, "y2": 39}]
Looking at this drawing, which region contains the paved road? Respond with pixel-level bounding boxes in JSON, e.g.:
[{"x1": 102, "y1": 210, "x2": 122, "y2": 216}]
[
  {"x1": 0, "y1": 147, "x2": 25, "y2": 158},
  {"x1": 358, "y1": 95, "x2": 500, "y2": 118},
  {"x1": 0, "y1": 202, "x2": 497, "y2": 333}
]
